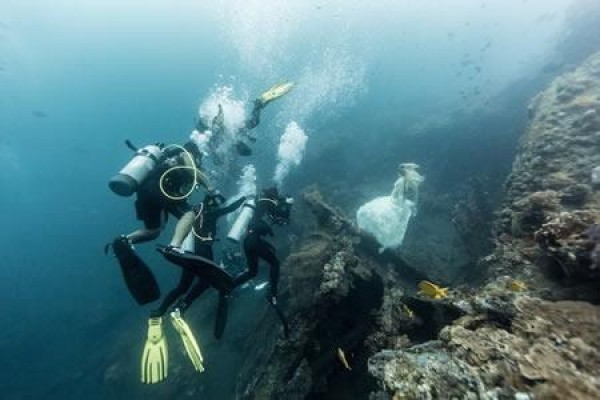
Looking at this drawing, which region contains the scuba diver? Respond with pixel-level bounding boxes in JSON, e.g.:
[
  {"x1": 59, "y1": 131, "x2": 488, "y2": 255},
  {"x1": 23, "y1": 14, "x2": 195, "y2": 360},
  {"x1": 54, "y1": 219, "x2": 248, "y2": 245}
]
[
  {"x1": 150, "y1": 192, "x2": 246, "y2": 318},
  {"x1": 194, "y1": 82, "x2": 295, "y2": 160},
  {"x1": 229, "y1": 187, "x2": 293, "y2": 305},
  {"x1": 106, "y1": 140, "x2": 210, "y2": 306},
  {"x1": 140, "y1": 192, "x2": 246, "y2": 384}
]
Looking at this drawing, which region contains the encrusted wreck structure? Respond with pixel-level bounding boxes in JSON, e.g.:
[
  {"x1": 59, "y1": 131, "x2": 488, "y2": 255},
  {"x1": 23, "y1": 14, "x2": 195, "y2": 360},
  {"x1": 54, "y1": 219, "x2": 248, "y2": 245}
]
[{"x1": 234, "y1": 52, "x2": 600, "y2": 400}]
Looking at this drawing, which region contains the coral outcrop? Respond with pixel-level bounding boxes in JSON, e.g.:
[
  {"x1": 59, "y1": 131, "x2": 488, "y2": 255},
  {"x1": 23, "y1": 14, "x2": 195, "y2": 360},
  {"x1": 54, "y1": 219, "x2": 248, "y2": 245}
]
[
  {"x1": 235, "y1": 188, "x2": 388, "y2": 399},
  {"x1": 366, "y1": 52, "x2": 600, "y2": 400},
  {"x1": 498, "y1": 51, "x2": 600, "y2": 297}
]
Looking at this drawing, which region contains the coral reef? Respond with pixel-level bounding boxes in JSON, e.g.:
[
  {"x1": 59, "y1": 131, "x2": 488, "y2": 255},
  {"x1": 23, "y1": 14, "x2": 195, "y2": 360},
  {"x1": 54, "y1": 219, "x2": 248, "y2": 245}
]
[
  {"x1": 366, "y1": 51, "x2": 600, "y2": 400},
  {"x1": 369, "y1": 294, "x2": 600, "y2": 399},
  {"x1": 500, "y1": 51, "x2": 600, "y2": 293}
]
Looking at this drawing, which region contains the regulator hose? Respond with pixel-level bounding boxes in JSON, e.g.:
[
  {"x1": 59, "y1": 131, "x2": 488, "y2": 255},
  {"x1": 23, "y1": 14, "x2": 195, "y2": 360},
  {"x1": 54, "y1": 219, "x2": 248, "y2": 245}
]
[{"x1": 159, "y1": 144, "x2": 208, "y2": 201}]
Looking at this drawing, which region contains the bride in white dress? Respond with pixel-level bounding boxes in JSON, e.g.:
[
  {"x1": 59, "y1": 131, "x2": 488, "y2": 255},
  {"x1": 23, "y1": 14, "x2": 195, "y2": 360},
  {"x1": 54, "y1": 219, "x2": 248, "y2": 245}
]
[{"x1": 356, "y1": 163, "x2": 424, "y2": 252}]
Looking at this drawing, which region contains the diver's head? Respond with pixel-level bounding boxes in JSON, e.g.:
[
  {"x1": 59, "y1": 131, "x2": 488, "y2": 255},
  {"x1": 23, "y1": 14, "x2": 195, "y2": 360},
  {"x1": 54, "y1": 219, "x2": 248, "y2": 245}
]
[
  {"x1": 261, "y1": 186, "x2": 280, "y2": 200},
  {"x1": 270, "y1": 194, "x2": 294, "y2": 225},
  {"x1": 203, "y1": 191, "x2": 225, "y2": 209}
]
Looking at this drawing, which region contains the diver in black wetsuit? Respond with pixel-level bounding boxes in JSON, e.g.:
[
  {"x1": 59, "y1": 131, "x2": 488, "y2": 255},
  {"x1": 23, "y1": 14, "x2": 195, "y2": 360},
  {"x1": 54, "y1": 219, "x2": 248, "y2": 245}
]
[
  {"x1": 233, "y1": 187, "x2": 293, "y2": 304},
  {"x1": 194, "y1": 81, "x2": 294, "y2": 159},
  {"x1": 151, "y1": 192, "x2": 246, "y2": 318},
  {"x1": 106, "y1": 141, "x2": 210, "y2": 305},
  {"x1": 109, "y1": 141, "x2": 208, "y2": 248}
]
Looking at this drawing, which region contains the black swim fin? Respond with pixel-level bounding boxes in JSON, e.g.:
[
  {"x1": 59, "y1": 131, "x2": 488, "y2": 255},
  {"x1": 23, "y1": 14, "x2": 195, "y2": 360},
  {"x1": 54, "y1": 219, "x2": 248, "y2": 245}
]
[
  {"x1": 112, "y1": 236, "x2": 161, "y2": 305},
  {"x1": 214, "y1": 292, "x2": 229, "y2": 339},
  {"x1": 157, "y1": 244, "x2": 235, "y2": 293}
]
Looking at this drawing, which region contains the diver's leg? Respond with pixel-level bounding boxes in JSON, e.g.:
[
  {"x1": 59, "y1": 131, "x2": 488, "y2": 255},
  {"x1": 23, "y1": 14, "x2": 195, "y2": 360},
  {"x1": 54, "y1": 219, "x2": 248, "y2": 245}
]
[
  {"x1": 171, "y1": 244, "x2": 213, "y2": 313},
  {"x1": 128, "y1": 198, "x2": 166, "y2": 244},
  {"x1": 127, "y1": 227, "x2": 162, "y2": 244},
  {"x1": 169, "y1": 211, "x2": 195, "y2": 247},
  {"x1": 232, "y1": 236, "x2": 259, "y2": 287},
  {"x1": 233, "y1": 250, "x2": 259, "y2": 288},
  {"x1": 245, "y1": 99, "x2": 263, "y2": 131},
  {"x1": 177, "y1": 280, "x2": 210, "y2": 314},
  {"x1": 151, "y1": 270, "x2": 194, "y2": 317},
  {"x1": 258, "y1": 240, "x2": 280, "y2": 299},
  {"x1": 214, "y1": 292, "x2": 230, "y2": 339}
]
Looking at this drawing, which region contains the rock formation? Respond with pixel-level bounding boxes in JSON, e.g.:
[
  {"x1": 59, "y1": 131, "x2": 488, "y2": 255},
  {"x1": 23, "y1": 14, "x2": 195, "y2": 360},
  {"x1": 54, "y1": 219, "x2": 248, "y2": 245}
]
[{"x1": 235, "y1": 52, "x2": 600, "y2": 400}]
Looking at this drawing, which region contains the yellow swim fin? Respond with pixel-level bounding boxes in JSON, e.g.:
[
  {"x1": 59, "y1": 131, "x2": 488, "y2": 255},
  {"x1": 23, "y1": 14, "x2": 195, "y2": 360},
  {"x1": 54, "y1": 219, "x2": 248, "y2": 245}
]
[
  {"x1": 258, "y1": 82, "x2": 294, "y2": 107},
  {"x1": 170, "y1": 309, "x2": 204, "y2": 373},
  {"x1": 141, "y1": 317, "x2": 168, "y2": 384}
]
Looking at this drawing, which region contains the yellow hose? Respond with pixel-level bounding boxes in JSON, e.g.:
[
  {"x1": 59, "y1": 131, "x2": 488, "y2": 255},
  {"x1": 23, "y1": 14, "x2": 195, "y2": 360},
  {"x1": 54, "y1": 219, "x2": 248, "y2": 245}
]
[{"x1": 159, "y1": 144, "x2": 209, "y2": 201}]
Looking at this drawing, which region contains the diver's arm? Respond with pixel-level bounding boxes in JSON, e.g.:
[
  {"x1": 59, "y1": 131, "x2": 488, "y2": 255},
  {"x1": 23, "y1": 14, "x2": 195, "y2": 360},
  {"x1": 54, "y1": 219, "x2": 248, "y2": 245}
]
[
  {"x1": 169, "y1": 211, "x2": 195, "y2": 247},
  {"x1": 216, "y1": 196, "x2": 246, "y2": 217}
]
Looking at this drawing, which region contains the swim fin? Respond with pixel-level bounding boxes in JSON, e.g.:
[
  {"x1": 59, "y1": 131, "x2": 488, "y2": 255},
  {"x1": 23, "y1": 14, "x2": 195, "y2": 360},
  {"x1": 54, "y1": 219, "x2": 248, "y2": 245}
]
[
  {"x1": 112, "y1": 236, "x2": 160, "y2": 305},
  {"x1": 141, "y1": 317, "x2": 168, "y2": 384},
  {"x1": 170, "y1": 309, "x2": 204, "y2": 372},
  {"x1": 258, "y1": 82, "x2": 294, "y2": 107},
  {"x1": 214, "y1": 293, "x2": 229, "y2": 339},
  {"x1": 157, "y1": 244, "x2": 235, "y2": 293}
]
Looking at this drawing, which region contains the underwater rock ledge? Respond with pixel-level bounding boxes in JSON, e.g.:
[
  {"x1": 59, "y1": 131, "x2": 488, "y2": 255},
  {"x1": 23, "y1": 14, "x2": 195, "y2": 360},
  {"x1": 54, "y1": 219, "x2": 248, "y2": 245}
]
[{"x1": 236, "y1": 52, "x2": 600, "y2": 400}]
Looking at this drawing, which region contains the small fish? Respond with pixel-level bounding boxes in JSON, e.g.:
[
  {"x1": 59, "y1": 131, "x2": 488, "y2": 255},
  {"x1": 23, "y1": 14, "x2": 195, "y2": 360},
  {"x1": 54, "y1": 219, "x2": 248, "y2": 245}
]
[
  {"x1": 402, "y1": 304, "x2": 414, "y2": 319},
  {"x1": 32, "y1": 110, "x2": 47, "y2": 118},
  {"x1": 508, "y1": 279, "x2": 527, "y2": 292},
  {"x1": 337, "y1": 348, "x2": 352, "y2": 371},
  {"x1": 254, "y1": 281, "x2": 268, "y2": 291},
  {"x1": 417, "y1": 281, "x2": 448, "y2": 299}
]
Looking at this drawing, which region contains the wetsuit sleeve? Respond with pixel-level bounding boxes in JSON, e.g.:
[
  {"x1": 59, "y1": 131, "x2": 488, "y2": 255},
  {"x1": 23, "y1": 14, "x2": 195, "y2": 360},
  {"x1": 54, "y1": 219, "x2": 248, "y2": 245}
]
[{"x1": 216, "y1": 196, "x2": 246, "y2": 217}]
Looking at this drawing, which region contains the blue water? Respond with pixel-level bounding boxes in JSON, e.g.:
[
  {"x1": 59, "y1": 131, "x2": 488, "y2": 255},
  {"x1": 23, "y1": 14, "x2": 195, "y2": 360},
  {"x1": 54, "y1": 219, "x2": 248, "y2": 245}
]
[{"x1": 0, "y1": 0, "x2": 585, "y2": 398}]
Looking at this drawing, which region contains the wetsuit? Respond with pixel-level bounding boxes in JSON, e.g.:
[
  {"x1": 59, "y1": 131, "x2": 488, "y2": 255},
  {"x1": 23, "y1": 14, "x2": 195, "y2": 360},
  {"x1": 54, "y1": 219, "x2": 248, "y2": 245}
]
[
  {"x1": 134, "y1": 146, "x2": 198, "y2": 230},
  {"x1": 233, "y1": 198, "x2": 282, "y2": 299},
  {"x1": 108, "y1": 144, "x2": 201, "y2": 305},
  {"x1": 152, "y1": 196, "x2": 246, "y2": 316}
]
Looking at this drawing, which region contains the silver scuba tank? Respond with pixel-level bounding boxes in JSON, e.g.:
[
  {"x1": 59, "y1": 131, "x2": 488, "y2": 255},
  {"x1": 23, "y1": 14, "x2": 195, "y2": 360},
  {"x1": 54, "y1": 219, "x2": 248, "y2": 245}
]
[
  {"x1": 109, "y1": 144, "x2": 163, "y2": 197},
  {"x1": 227, "y1": 198, "x2": 256, "y2": 243}
]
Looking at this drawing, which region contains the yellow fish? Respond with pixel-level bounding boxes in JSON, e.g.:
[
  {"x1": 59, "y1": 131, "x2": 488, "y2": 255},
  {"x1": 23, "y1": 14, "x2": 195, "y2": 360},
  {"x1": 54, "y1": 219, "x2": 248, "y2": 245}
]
[
  {"x1": 337, "y1": 348, "x2": 352, "y2": 371},
  {"x1": 417, "y1": 280, "x2": 448, "y2": 299},
  {"x1": 508, "y1": 279, "x2": 527, "y2": 292}
]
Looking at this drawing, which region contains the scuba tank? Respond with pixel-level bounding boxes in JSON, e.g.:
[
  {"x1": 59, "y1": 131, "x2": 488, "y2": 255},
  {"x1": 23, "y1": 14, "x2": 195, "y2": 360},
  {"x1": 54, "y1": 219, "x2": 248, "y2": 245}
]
[
  {"x1": 109, "y1": 142, "x2": 163, "y2": 197},
  {"x1": 227, "y1": 198, "x2": 256, "y2": 243},
  {"x1": 181, "y1": 231, "x2": 195, "y2": 253}
]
